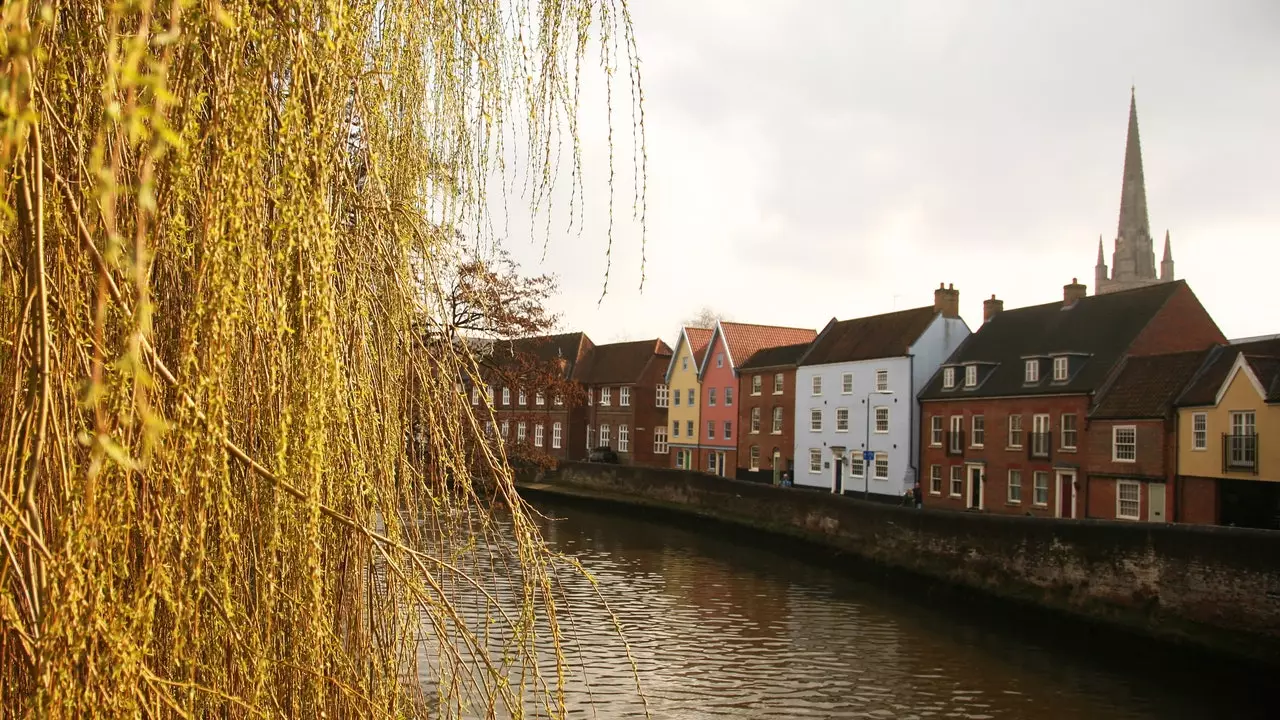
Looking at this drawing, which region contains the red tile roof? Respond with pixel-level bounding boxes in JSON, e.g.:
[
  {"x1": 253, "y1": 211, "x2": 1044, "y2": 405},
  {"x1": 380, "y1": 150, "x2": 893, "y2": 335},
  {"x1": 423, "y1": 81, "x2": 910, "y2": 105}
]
[
  {"x1": 684, "y1": 327, "x2": 715, "y2": 367},
  {"x1": 799, "y1": 306, "x2": 938, "y2": 367},
  {"x1": 1090, "y1": 349, "x2": 1213, "y2": 419},
  {"x1": 577, "y1": 339, "x2": 673, "y2": 385},
  {"x1": 713, "y1": 322, "x2": 817, "y2": 372}
]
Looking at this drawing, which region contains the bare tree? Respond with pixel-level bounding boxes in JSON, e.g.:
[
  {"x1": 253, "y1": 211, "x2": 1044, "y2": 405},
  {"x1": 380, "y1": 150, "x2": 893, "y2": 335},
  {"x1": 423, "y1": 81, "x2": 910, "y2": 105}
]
[
  {"x1": 431, "y1": 244, "x2": 560, "y2": 342},
  {"x1": 682, "y1": 306, "x2": 727, "y2": 329}
]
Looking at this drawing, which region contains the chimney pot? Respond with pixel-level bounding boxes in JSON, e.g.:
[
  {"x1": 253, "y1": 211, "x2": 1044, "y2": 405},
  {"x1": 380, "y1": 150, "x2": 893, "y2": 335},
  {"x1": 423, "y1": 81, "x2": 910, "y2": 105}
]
[
  {"x1": 1063, "y1": 278, "x2": 1087, "y2": 307},
  {"x1": 983, "y1": 294, "x2": 1004, "y2": 324},
  {"x1": 933, "y1": 283, "x2": 960, "y2": 319}
]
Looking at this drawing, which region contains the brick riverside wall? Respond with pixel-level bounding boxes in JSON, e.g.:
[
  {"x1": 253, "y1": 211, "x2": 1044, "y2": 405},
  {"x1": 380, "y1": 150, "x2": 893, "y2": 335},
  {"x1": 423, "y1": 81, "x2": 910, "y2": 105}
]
[{"x1": 522, "y1": 462, "x2": 1280, "y2": 666}]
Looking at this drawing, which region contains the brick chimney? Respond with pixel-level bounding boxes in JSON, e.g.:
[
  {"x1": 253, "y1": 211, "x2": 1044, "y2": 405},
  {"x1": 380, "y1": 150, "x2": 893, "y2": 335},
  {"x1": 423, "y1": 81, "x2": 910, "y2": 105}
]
[
  {"x1": 1063, "y1": 278, "x2": 1087, "y2": 307},
  {"x1": 983, "y1": 294, "x2": 1003, "y2": 324},
  {"x1": 933, "y1": 282, "x2": 959, "y2": 319}
]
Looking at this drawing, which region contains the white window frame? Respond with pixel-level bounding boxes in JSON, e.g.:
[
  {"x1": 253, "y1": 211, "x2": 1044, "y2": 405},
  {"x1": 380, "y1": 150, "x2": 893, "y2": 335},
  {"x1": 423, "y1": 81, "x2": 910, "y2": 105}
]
[
  {"x1": 673, "y1": 388, "x2": 680, "y2": 407},
  {"x1": 949, "y1": 466, "x2": 963, "y2": 497},
  {"x1": 487, "y1": 386, "x2": 495, "y2": 404},
  {"x1": 653, "y1": 427, "x2": 668, "y2": 454},
  {"x1": 971, "y1": 414, "x2": 984, "y2": 448},
  {"x1": 681, "y1": 356, "x2": 688, "y2": 371},
  {"x1": 1191, "y1": 412, "x2": 1206, "y2": 450},
  {"x1": 534, "y1": 424, "x2": 544, "y2": 447},
  {"x1": 686, "y1": 388, "x2": 694, "y2": 406},
  {"x1": 964, "y1": 365, "x2": 977, "y2": 388},
  {"x1": 518, "y1": 389, "x2": 527, "y2": 406},
  {"x1": 1033, "y1": 471, "x2": 1050, "y2": 506},
  {"x1": 750, "y1": 407, "x2": 761, "y2": 434},
  {"x1": 725, "y1": 386, "x2": 733, "y2": 406},
  {"x1": 1032, "y1": 414, "x2": 1051, "y2": 457},
  {"x1": 656, "y1": 384, "x2": 669, "y2": 407},
  {"x1": 1008, "y1": 414, "x2": 1023, "y2": 448},
  {"x1": 1008, "y1": 469, "x2": 1022, "y2": 504},
  {"x1": 1112, "y1": 425, "x2": 1137, "y2": 463},
  {"x1": 810, "y1": 409, "x2": 822, "y2": 432},
  {"x1": 942, "y1": 367, "x2": 955, "y2": 389},
  {"x1": 808, "y1": 449, "x2": 822, "y2": 474},
  {"x1": 723, "y1": 421, "x2": 732, "y2": 440},
  {"x1": 811, "y1": 375, "x2": 822, "y2": 396},
  {"x1": 716, "y1": 353, "x2": 724, "y2": 368},
  {"x1": 874, "y1": 406, "x2": 889, "y2": 434},
  {"x1": 599, "y1": 387, "x2": 611, "y2": 406},
  {"x1": 929, "y1": 465, "x2": 942, "y2": 495},
  {"x1": 773, "y1": 373, "x2": 784, "y2": 394},
  {"x1": 535, "y1": 391, "x2": 545, "y2": 406},
  {"x1": 672, "y1": 420, "x2": 679, "y2": 438},
  {"x1": 500, "y1": 420, "x2": 509, "y2": 438},
  {"x1": 620, "y1": 386, "x2": 631, "y2": 407},
  {"x1": 749, "y1": 445, "x2": 760, "y2": 471},
  {"x1": 618, "y1": 425, "x2": 629, "y2": 452},
  {"x1": 552, "y1": 422, "x2": 562, "y2": 449},
  {"x1": 599, "y1": 424, "x2": 611, "y2": 448},
  {"x1": 470, "y1": 386, "x2": 480, "y2": 405},
  {"x1": 835, "y1": 408, "x2": 849, "y2": 432},
  {"x1": 873, "y1": 453, "x2": 889, "y2": 480},
  {"x1": 484, "y1": 420, "x2": 492, "y2": 435},
  {"x1": 772, "y1": 407, "x2": 783, "y2": 434},
  {"x1": 1053, "y1": 356, "x2": 1068, "y2": 381},
  {"x1": 875, "y1": 369, "x2": 889, "y2": 393},
  {"x1": 686, "y1": 420, "x2": 693, "y2": 437},
  {"x1": 930, "y1": 416, "x2": 943, "y2": 446},
  {"x1": 517, "y1": 422, "x2": 527, "y2": 443},
  {"x1": 1025, "y1": 359, "x2": 1039, "y2": 383},
  {"x1": 502, "y1": 387, "x2": 510, "y2": 406},
  {"x1": 708, "y1": 387, "x2": 717, "y2": 407},
  {"x1": 949, "y1": 415, "x2": 963, "y2": 453},
  {"x1": 706, "y1": 421, "x2": 714, "y2": 440},
  {"x1": 1116, "y1": 480, "x2": 1141, "y2": 520},
  {"x1": 708, "y1": 453, "x2": 717, "y2": 473},
  {"x1": 1061, "y1": 413, "x2": 1078, "y2": 450},
  {"x1": 553, "y1": 392, "x2": 563, "y2": 407},
  {"x1": 850, "y1": 456, "x2": 864, "y2": 479},
  {"x1": 842, "y1": 373, "x2": 854, "y2": 394},
  {"x1": 752, "y1": 375, "x2": 762, "y2": 395}
]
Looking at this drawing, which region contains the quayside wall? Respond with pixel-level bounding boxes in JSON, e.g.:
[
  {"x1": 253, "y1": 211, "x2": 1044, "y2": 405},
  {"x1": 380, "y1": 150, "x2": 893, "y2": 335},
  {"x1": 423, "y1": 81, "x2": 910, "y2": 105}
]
[{"x1": 517, "y1": 462, "x2": 1280, "y2": 667}]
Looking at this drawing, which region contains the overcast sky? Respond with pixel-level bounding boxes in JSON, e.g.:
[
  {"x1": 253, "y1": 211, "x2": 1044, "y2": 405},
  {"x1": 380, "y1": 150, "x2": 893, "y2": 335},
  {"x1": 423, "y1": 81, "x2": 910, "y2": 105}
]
[{"x1": 498, "y1": 0, "x2": 1280, "y2": 346}]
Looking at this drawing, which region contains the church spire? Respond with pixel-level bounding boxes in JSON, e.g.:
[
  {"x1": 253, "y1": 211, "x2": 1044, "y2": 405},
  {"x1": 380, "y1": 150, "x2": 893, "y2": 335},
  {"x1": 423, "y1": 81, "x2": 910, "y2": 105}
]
[
  {"x1": 1117, "y1": 87, "x2": 1152, "y2": 248},
  {"x1": 1097, "y1": 236, "x2": 1105, "y2": 265},
  {"x1": 1160, "y1": 229, "x2": 1175, "y2": 281},
  {"x1": 1162, "y1": 230, "x2": 1172, "y2": 262}
]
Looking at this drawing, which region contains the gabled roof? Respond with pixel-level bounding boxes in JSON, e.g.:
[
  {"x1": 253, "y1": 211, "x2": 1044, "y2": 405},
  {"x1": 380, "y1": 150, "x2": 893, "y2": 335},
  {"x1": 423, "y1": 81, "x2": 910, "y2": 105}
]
[
  {"x1": 739, "y1": 342, "x2": 812, "y2": 371},
  {"x1": 664, "y1": 326, "x2": 714, "y2": 383},
  {"x1": 480, "y1": 331, "x2": 594, "y2": 380},
  {"x1": 920, "y1": 281, "x2": 1191, "y2": 401},
  {"x1": 577, "y1": 339, "x2": 673, "y2": 385},
  {"x1": 797, "y1": 306, "x2": 939, "y2": 367},
  {"x1": 1090, "y1": 349, "x2": 1213, "y2": 420},
  {"x1": 1178, "y1": 336, "x2": 1280, "y2": 407},
  {"x1": 699, "y1": 321, "x2": 817, "y2": 375}
]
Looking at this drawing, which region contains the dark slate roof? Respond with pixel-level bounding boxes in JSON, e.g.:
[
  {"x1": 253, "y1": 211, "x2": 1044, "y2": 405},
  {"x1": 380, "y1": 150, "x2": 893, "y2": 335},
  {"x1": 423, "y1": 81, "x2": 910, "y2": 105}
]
[
  {"x1": 798, "y1": 306, "x2": 938, "y2": 367},
  {"x1": 1177, "y1": 336, "x2": 1280, "y2": 406},
  {"x1": 1090, "y1": 349, "x2": 1213, "y2": 419},
  {"x1": 739, "y1": 342, "x2": 812, "y2": 371},
  {"x1": 481, "y1": 331, "x2": 594, "y2": 380},
  {"x1": 577, "y1": 339, "x2": 673, "y2": 385},
  {"x1": 920, "y1": 281, "x2": 1188, "y2": 401}
]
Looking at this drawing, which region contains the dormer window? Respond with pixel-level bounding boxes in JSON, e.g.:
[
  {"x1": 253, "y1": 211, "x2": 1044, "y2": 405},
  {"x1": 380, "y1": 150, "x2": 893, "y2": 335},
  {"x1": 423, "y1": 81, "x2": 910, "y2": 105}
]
[
  {"x1": 942, "y1": 367, "x2": 955, "y2": 389},
  {"x1": 1025, "y1": 360, "x2": 1039, "y2": 383},
  {"x1": 1053, "y1": 356, "x2": 1068, "y2": 381},
  {"x1": 964, "y1": 365, "x2": 977, "y2": 388}
]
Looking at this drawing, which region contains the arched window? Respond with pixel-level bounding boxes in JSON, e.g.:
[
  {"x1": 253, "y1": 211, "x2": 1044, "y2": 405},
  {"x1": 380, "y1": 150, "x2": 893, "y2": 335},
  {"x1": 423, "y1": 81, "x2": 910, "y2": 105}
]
[{"x1": 749, "y1": 445, "x2": 760, "y2": 471}]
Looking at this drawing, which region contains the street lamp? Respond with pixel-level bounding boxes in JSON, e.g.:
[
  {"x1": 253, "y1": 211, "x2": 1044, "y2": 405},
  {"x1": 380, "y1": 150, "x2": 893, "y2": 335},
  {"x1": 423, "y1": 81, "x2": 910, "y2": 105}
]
[{"x1": 864, "y1": 389, "x2": 894, "y2": 499}]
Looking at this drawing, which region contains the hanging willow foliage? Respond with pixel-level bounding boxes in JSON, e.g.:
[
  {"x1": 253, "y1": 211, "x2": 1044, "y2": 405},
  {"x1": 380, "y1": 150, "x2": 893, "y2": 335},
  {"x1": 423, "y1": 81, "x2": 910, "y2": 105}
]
[{"x1": 0, "y1": 0, "x2": 643, "y2": 717}]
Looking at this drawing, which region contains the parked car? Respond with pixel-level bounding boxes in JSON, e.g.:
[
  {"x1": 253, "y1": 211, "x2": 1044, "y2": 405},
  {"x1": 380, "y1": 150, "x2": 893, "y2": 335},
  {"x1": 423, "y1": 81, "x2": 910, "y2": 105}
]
[{"x1": 587, "y1": 446, "x2": 619, "y2": 464}]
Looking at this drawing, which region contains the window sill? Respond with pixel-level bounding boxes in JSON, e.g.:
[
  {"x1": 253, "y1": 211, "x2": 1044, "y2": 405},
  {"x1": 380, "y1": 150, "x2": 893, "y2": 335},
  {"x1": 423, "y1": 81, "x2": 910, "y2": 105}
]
[
  {"x1": 970, "y1": 444, "x2": 984, "y2": 450},
  {"x1": 948, "y1": 493, "x2": 962, "y2": 499},
  {"x1": 1005, "y1": 501, "x2": 1021, "y2": 507},
  {"x1": 1112, "y1": 458, "x2": 1137, "y2": 464},
  {"x1": 771, "y1": 431, "x2": 783, "y2": 435},
  {"x1": 1191, "y1": 447, "x2": 1206, "y2": 452},
  {"x1": 1032, "y1": 503, "x2": 1048, "y2": 508},
  {"x1": 835, "y1": 429, "x2": 849, "y2": 433},
  {"x1": 930, "y1": 443, "x2": 942, "y2": 448},
  {"x1": 929, "y1": 490, "x2": 942, "y2": 496},
  {"x1": 1059, "y1": 447, "x2": 1077, "y2": 453},
  {"x1": 874, "y1": 430, "x2": 889, "y2": 435},
  {"x1": 1006, "y1": 445, "x2": 1023, "y2": 451}
]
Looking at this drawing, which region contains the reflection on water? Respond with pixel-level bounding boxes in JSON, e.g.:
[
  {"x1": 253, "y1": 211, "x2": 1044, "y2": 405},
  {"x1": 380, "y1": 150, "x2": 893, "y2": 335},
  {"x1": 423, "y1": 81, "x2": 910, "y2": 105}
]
[{"x1": 424, "y1": 497, "x2": 1268, "y2": 719}]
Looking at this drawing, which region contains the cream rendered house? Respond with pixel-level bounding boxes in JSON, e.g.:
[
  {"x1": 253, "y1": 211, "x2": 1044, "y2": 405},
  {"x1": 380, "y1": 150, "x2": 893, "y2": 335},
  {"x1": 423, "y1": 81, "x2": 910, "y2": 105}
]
[{"x1": 665, "y1": 327, "x2": 713, "y2": 471}]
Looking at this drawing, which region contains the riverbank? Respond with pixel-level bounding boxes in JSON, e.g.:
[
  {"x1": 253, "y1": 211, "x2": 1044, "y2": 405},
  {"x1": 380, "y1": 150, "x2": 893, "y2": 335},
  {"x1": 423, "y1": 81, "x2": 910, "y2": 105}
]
[{"x1": 517, "y1": 462, "x2": 1280, "y2": 669}]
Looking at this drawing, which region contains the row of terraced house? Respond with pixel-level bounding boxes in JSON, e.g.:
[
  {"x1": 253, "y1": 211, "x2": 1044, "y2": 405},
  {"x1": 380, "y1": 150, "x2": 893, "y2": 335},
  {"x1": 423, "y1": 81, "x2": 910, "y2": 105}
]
[{"x1": 460, "y1": 277, "x2": 1278, "y2": 530}]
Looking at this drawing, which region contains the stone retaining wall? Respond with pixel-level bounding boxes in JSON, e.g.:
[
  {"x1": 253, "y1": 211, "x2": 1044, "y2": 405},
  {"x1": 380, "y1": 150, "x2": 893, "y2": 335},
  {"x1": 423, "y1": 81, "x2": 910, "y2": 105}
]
[{"x1": 521, "y1": 461, "x2": 1280, "y2": 666}]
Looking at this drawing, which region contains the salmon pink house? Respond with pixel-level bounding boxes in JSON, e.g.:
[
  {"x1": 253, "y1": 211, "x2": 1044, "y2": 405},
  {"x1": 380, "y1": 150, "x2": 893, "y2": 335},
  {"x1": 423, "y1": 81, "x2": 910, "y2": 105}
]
[{"x1": 698, "y1": 321, "x2": 817, "y2": 476}]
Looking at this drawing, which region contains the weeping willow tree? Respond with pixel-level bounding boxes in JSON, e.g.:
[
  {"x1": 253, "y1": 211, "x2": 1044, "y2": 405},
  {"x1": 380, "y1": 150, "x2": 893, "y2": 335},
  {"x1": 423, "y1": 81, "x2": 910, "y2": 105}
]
[{"x1": 0, "y1": 0, "x2": 642, "y2": 717}]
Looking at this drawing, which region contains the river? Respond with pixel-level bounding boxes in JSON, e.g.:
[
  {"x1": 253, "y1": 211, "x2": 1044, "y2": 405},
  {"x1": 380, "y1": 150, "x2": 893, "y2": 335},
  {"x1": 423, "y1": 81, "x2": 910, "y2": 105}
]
[{"x1": 418, "y1": 495, "x2": 1271, "y2": 718}]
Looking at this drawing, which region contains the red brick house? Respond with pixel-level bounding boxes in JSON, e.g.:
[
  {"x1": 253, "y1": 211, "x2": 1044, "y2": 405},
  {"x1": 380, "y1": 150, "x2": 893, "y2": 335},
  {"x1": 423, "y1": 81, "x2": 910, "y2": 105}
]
[
  {"x1": 735, "y1": 342, "x2": 811, "y2": 483},
  {"x1": 578, "y1": 339, "x2": 674, "y2": 467},
  {"x1": 1084, "y1": 349, "x2": 1214, "y2": 523},
  {"x1": 918, "y1": 280, "x2": 1224, "y2": 518},
  {"x1": 469, "y1": 332, "x2": 595, "y2": 465}
]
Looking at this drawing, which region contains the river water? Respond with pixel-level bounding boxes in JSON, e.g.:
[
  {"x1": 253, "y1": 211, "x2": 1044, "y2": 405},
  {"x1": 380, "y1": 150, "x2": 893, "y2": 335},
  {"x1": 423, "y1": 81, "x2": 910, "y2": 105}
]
[{"x1": 417, "y1": 495, "x2": 1270, "y2": 718}]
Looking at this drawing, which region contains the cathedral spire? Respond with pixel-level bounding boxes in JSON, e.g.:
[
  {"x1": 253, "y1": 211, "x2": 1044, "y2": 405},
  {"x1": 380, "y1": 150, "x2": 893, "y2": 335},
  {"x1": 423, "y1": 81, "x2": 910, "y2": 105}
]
[
  {"x1": 1160, "y1": 229, "x2": 1175, "y2": 281},
  {"x1": 1097, "y1": 236, "x2": 1105, "y2": 265},
  {"x1": 1117, "y1": 87, "x2": 1152, "y2": 247},
  {"x1": 1162, "y1": 230, "x2": 1172, "y2": 262}
]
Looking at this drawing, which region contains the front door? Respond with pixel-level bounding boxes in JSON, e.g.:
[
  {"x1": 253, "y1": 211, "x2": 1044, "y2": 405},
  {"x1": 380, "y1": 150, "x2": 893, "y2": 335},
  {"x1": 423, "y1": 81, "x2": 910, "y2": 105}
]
[
  {"x1": 1056, "y1": 471, "x2": 1076, "y2": 518},
  {"x1": 832, "y1": 452, "x2": 844, "y2": 494},
  {"x1": 1149, "y1": 483, "x2": 1166, "y2": 522},
  {"x1": 966, "y1": 464, "x2": 984, "y2": 510}
]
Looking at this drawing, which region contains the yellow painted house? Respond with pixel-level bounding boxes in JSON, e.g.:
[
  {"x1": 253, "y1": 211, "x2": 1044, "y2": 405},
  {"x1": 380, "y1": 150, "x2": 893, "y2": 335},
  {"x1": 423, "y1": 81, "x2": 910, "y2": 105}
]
[
  {"x1": 665, "y1": 327, "x2": 714, "y2": 471},
  {"x1": 1176, "y1": 337, "x2": 1280, "y2": 529}
]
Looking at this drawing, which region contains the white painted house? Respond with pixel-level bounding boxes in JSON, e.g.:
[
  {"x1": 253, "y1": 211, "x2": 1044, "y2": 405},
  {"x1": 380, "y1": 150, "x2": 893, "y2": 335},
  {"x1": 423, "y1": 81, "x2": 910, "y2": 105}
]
[{"x1": 793, "y1": 285, "x2": 970, "y2": 499}]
